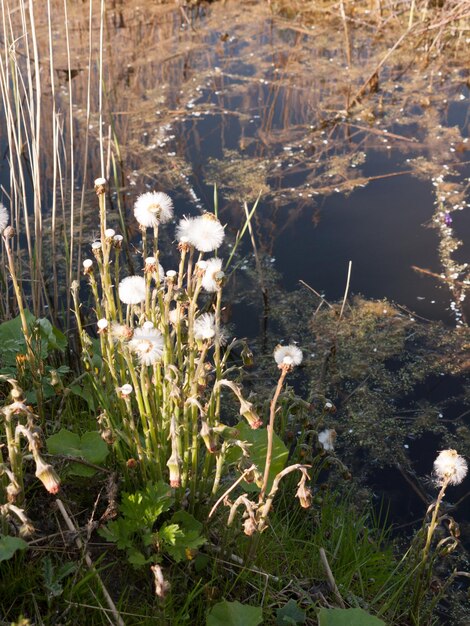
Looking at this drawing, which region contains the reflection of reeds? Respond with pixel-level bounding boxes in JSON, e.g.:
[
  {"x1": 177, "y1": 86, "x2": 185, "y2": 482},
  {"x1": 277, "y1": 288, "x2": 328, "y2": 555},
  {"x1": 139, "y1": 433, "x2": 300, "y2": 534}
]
[{"x1": 1, "y1": 0, "x2": 469, "y2": 325}]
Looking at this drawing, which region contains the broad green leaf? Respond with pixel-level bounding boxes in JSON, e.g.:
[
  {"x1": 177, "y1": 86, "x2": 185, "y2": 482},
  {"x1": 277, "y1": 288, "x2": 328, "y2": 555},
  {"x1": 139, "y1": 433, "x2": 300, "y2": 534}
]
[
  {"x1": 276, "y1": 600, "x2": 306, "y2": 625},
  {"x1": 318, "y1": 608, "x2": 385, "y2": 626},
  {"x1": 0, "y1": 535, "x2": 28, "y2": 562},
  {"x1": 207, "y1": 600, "x2": 263, "y2": 626},
  {"x1": 47, "y1": 429, "x2": 82, "y2": 457},
  {"x1": 0, "y1": 311, "x2": 36, "y2": 366},
  {"x1": 79, "y1": 432, "x2": 109, "y2": 465},
  {"x1": 226, "y1": 422, "x2": 288, "y2": 492},
  {"x1": 46, "y1": 429, "x2": 109, "y2": 476},
  {"x1": 0, "y1": 310, "x2": 35, "y2": 344},
  {"x1": 36, "y1": 318, "x2": 67, "y2": 352}
]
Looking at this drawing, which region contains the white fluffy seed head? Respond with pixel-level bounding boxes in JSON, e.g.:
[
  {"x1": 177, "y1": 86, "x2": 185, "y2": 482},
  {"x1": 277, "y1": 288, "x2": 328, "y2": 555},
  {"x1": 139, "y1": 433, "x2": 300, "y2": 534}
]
[
  {"x1": 105, "y1": 228, "x2": 115, "y2": 238},
  {"x1": 194, "y1": 312, "x2": 216, "y2": 340},
  {"x1": 134, "y1": 191, "x2": 174, "y2": 228},
  {"x1": 118, "y1": 275, "x2": 147, "y2": 304},
  {"x1": 97, "y1": 318, "x2": 108, "y2": 330},
  {"x1": 273, "y1": 344, "x2": 303, "y2": 368},
  {"x1": 83, "y1": 259, "x2": 93, "y2": 269},
  {"x1": 130, "y1": 327, "x2": 164, "y2": 365},
  {"x1": 433, "y1": 449, "x2": 468, "y2": 486},
  {"x1": 190, "y1": 214, "x2": 225, "y2": 252},
  {"x1": 176, "y1": 216, "x2": 195, "y2": 243},
  {"x1": 318, "y1": 429, "x2": 336, "y2": 451},
  {"x1": 169, "y1": 307, "x2": 185, "y2": 325},
  {"x1": 0, "y1": 203, "x2": 9, "y2": 234},
  {"x1": 94, "y1": 177, "x2": 106, "y2": 187},
  {"x1": 201, "y1": 257, "x2": 224, "y2": 292},
  {"x1": 120, "y1": 383, "x2": 133, "y2": 396}
]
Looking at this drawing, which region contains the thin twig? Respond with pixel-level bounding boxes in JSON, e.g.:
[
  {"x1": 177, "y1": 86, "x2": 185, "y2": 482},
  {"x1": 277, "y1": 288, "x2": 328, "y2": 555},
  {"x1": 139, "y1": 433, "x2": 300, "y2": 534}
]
[
  {"x1": 208, "y1": 464, "x2": 256, "y2": 519},
  {"x1": 319, "y1": 547, "x2": 346, "y2": 608},
  {"x1": 339, "y1": 260, "x2": 352, "y2": 321},
  {"x1": 55, "y1": 499, "x2": 125, "y2": 626}
]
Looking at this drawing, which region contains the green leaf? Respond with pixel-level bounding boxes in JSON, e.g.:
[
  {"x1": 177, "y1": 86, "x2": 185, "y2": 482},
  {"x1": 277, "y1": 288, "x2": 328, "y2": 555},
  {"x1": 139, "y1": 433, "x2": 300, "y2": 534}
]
[
  {"x1": 98, "y1": 518, "x2": 134, "y2": 549},
  {"x1": 47, "y1": 429, "x2": 82, "y2": 456},
  {"x1": 0, "y1": 535, "x2": 28, "y2": 562},
  {"x1": 36, "y1": 318, "x2": 67, "y2": 352},
  {"x1": 276, "y1": 600, "x2": 306, "y2": 625},
  {"x1": 162, "y1": 511, "x2": 206, "y2": 562},
  {"x1": 159, "y1": 523, "x2": 183, "y2": 546},
  {"x1": 318, "y1": 608, "x2": 385, "y2": 626},
  {"x1": 46, "y1": 429, "x2": 109, "y2": 476},
  {"x1": 127, "y1": 548, "x2": 151, "y2": 567},
  {"x1": 226, "y1": 422, "x2": 288, "y2": 492},
  {"x1": 207, "y1": 601, "x2": 263, "y2": 626},
  {"x1": 120, "y1": 482, "x2": 173, "y2": 526},
  {"x1": 70, "y1": 382, "x2": 96, "y2": 411},
  {"x1": 0, "y1": 311, "x2": 36, "y2": 366}
]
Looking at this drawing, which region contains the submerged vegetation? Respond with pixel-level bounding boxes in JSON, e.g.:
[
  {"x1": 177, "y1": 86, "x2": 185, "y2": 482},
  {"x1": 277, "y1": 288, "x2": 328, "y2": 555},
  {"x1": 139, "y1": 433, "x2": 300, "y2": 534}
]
[{"x1": 0, "y1": 0, "x2": 470, "y2": 624}]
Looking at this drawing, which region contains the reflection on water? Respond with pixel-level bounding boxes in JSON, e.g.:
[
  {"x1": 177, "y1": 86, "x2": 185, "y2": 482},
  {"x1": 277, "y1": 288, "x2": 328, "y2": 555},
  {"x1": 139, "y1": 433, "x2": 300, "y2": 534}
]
[{"x1": 2, "y1": 0, "x2": 469, "y2": 326}]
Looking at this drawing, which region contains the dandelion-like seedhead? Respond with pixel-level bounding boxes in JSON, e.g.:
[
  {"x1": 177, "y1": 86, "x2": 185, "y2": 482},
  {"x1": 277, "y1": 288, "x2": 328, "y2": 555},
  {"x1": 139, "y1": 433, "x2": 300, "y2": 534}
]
[
  {"x1": 0, "y1": 203, "x2": 9, "y2": 235},
  {"x1": 110, "y1": 322, "x2": 133, "y2": 341},
  {"x1": 318, "y1": 428, "x2": 336, "y2": 452},
  {"x1": 134, "y1": 191, "x2": 174, "y2": 228},
  {"x1": 97, "y1": 318, "x2": 108, "y2": 331},
  {"x1": 190, "y1": 214, "x2": 225, "y2": 252},
  {"x1": 176, "y1": 216, "x2": 195, "y2": 243},
  {"x1": 144, "y1": 257, "x2": 165, "y2": 281},
  {"x1": 130, "y1": 327, "x2": 164, "y2": 365},
  {"x1": 273, "y1": 344, "x2": 303, "y2": 368},
  {"x1": 201, "y1": 257, "x2": 224, "y2": 292},
  {"x1": 118, "y1": 275, "x2": 147, "y2": 304},
  {"x1": 169, "y1": 307, "x2": 185, "y2": 325},
  {"x1": 433, "y1": 449, "x2": 468, "y2": 486},
  {"x1": 176, "y1": 214, "x2": 224, "y2": 251},
  {"x1": 194, "y1": 312, "x2": 216, "y2": 340}
]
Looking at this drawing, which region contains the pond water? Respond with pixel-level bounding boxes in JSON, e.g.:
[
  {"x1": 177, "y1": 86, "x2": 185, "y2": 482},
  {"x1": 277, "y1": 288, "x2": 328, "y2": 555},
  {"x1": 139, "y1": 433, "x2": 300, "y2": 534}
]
[{"x1": 1, "y1": 1, "x2": 469, "y2": 528}]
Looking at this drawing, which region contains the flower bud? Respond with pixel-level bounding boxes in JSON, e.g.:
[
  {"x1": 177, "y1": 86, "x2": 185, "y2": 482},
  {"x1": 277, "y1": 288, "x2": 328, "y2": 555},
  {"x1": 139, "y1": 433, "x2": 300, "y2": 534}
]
[
  {"x1": 167, "y1": 452, "x2": 182, "y2": 488},
  {"x1": 35, "y1": 456, "x2": 61, "y2": 494},
  {"x1": 239, "y1": 399, "x2": 263, "y2": 429}
]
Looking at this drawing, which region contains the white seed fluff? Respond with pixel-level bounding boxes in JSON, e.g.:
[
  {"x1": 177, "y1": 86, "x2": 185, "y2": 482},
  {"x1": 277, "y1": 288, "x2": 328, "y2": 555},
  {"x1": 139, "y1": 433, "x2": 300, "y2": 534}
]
[
  {"x1": 318, "y1": 429, "x2": 336, "y2": 452},
  {"x1": 190, "y1": 214, "x2": 225, "y2": 252},
  {"x1": 273, "y1": 344, "x2": 303, "y2": 367},
  {"x1": 134, "y1": 192, "x2": 174, "y2": 228},
  {"x1": 118, "y1": 275, "x2": 147, "y2": 304},
  {"x1": 0, "y1": 204, "x2": 9, "y2": 234},
  {"x1": 176, "y1": 216, "x2": 195, "y2": 243},
  {"x1": 433, "y1": 449, "x2": 468, "y2": 486},
  {"x1": 130, "y1": 327, "x2": 164, "y2": 366},
  {"x1": 194, "y1": 312, "x2": 216, "y2": 340},
  {"x1": 201, "y1": 257, "x2": 224, "y2": 292}
]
